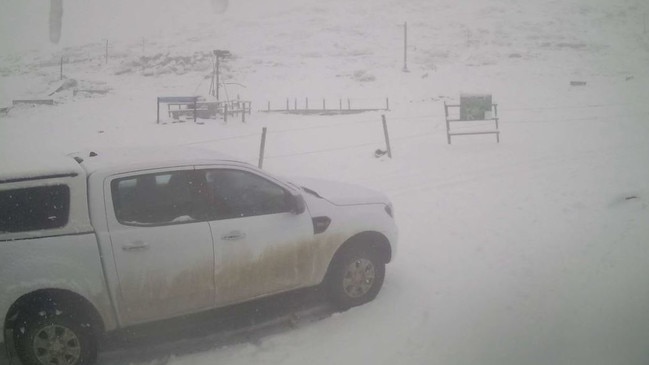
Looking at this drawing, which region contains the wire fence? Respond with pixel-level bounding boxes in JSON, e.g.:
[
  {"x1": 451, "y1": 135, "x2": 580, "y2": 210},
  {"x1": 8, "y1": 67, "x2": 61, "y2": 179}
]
[
  {"x1": 264, "y1": 97, "x2": 389, "y2": 113},
  {"x1": 179, "y1": 101, "x2": 648, "y2": 165}
]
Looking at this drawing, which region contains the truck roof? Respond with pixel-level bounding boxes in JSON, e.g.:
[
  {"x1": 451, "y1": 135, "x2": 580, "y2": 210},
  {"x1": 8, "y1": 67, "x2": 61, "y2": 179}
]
[
  {"x1": 0, "y1": 152, "x2": 84, "y2": 184},
  {"x1": 70, "y1": 146, "x2": 243, "y2": 176},
  {"x1": 1, "y1": 146, "x2": 242, "y2": 184}
]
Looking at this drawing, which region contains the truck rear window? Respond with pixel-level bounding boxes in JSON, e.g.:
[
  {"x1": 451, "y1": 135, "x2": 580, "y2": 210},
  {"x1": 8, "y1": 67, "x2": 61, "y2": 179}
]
[
  {"x1": 111, "y1": 171, "x2": 196, "y2": 225},
  {"x1": 0, "y1": 185, "x2": 70, "y2": 233}
]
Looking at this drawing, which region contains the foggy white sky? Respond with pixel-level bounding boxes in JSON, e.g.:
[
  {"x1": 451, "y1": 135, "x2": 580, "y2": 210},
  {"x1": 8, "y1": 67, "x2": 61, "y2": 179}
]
[{"x1": 0, "y1": 0, "x2": 277, "y2": 53}]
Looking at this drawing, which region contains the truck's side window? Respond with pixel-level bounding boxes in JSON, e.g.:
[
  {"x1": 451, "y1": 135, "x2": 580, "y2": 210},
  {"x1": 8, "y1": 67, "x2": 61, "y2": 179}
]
[
  {"x1": 111, "y1": 171, "x2": 197, "y2": 225},
  {"x1": 0, "y1": 185, "x2": 70, "y2": 233},
  {"x1": 198, "y1": 169, "x2": 290, "y2": 220}
]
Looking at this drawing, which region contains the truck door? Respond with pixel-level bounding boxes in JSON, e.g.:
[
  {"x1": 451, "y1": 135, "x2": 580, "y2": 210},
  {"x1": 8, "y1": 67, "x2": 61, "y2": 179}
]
[
  {"x1": 195, "y1": 167, "x2": 315, "y2": 306},
  {"x1": 105, "y1": 168, "x2": 215, "y2": 325}
]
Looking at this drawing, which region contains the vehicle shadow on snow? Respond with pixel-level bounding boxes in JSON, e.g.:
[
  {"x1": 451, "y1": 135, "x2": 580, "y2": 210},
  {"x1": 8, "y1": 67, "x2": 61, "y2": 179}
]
[{"x1": 97, "y1": 286, "x2": 335, "y2": 365}]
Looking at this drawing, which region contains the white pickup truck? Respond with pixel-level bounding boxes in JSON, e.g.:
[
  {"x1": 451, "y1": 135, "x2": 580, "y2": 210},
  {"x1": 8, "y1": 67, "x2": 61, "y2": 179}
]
[{"x1": 0, "y1": 147, "x2": 398, "y2": 365}]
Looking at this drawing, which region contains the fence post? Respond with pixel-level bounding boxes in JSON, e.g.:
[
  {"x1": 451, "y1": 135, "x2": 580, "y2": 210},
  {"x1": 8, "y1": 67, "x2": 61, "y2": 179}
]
[
  {"x1": 323, "y1": 99, "x2": 326, "y2": 110},
  {"x1": 493, "y1": 103, "x2": 499, "y2": 143},
  {"x1": 347, "y1": 98, "x2": 351, "y2": 110},
  {"x1": 386, "y1": 97, "x2": 389, "y2": 110},
  {"x1": 339, "y1": 99, "x2": 342, "y2": 110},
  {"x1": 382, "y1": 115, "x2": 392, "y2": 158},
  {"x1": 156, "y1": 98, "x2": 160, "y2": 124},
  {"x1": 286, "y1": 98, "x2": 289, "y2": 111},
  {"x1": 294, "y1": 98, "x2": 297, "y2": 110},
  {"x1": 444, "y1": 102, "x2": 451, "y2": 144},
  {"x1": 258, "y1": 127, "x2": 267, "y2": 169},
  {"x1": 224, "y1": 103, "x2": 228, "y2": 123},
  {"x1": 403, "y1": 22, "x2": 409, "y2": 72},
  {"x1": 242, "y1": 104, "x2": 246, "y2": 122},
  {"x1": 60, "y1": 57, "x2": 64, "y2": 80},
  {"x1": 193, "y1": 97, "x2": 197, "y2": 123},
  {"x1": 306, "y1": 97, "x2": 309, "y2": 110},
  {"x1": 268, "y1": 101, "x2": 270, "y2": 111}
]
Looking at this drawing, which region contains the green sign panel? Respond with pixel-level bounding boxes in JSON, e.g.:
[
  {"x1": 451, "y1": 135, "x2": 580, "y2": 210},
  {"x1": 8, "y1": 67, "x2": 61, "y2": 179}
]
[{"x1": 460, "y1": 94, "x2": 492, "y2": 120}]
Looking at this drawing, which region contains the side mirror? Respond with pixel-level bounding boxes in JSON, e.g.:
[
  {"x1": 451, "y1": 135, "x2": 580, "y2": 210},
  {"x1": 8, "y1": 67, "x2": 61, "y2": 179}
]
[{"x1": 289, "y1": 192, "x2": 306, "y2": 215}]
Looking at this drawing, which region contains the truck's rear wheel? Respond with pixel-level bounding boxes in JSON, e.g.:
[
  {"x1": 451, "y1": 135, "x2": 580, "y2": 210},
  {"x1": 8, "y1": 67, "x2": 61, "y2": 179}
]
[{"x1": 14, "y1": 311, "x2": 97, "y2": 365}]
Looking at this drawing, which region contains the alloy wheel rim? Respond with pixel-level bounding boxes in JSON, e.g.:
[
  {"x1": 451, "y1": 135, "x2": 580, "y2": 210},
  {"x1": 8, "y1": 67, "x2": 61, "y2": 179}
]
[
  {"x1": 32, "y1": 324, "x2": 81, "y2": 365},
  {"x1": 342, "y1": 258, "x2": 376, "y2": 298}
]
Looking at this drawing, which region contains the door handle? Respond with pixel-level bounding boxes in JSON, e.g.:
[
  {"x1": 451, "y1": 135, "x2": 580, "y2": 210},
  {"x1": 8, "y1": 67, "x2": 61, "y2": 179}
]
[
  {"x1": 221, "y1": 231, "x2": 245, "y2": 241},
  {"x1": 122, "y1": 240, "x2": 150, "y2": 251}
]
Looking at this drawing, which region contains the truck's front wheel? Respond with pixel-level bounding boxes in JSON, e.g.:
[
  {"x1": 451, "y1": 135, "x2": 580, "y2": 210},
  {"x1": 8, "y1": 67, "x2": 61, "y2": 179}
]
[
  {"x1": 328, "y1": 247, "x2": 385, "y2": 310},
  {"x1": 14, "y1": 311, "x2": 97, "y2": 365}
]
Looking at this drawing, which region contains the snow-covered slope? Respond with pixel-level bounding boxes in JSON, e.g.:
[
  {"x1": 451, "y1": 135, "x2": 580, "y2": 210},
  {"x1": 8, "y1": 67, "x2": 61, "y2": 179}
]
[{"x1": 1, "y1": 0, "x2": 649, "y2": 364}]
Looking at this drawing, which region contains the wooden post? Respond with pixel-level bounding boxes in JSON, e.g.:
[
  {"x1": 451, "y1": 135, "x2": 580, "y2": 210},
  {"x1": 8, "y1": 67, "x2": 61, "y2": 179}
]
[
  {"x1": 403, "y1": 22, "x2": 408, "y2": 72},
  {"x1": 193, "y1": 98, "x2": 197, "y2": 123},
  {"x1": 382, "y1": 115, "x2": 392, "y2": 158},
  {"x1": 209, "y1": 60, "x2": 215, "y2": 97},
  {"x1": 242, "y1": 101, "x2": 248, "y2": 122},
  {"x1": 444, "y1": 102, "x2": 451, "y2": 144},
  {"x1": 494, "y1": 103, "x2": 500, "y2": 143},
  {"x1": 386, "y1": 97, "x2": 389, "y2": 110},
  {"x1": 224, "y1": 103, "x2": 228, "y2": 122},
  {"x1": 258, "y1": 127, "x2": 267, "y2": 169},
  {"x1": 12, "y1": 100, "x2": 54, "y2": 106}
]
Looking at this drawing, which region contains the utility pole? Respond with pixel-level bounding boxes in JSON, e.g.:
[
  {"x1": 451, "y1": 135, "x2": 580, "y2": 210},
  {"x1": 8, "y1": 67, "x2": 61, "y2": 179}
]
[
  {"x1": 49, "y1": 0, "x2": 63, "y2": 44},
  {"x1": 403, "y1": 22, "x2": 409, "y2": 72},
  {"x1": 216, "y1": 54, "x2": 220, "y2": 100},
  {"x1": 212, "y1": 50, "x2": 231, "y2": 101}
]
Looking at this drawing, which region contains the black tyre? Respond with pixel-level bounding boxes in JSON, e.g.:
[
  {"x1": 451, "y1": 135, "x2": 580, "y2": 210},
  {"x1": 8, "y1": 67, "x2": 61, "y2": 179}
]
[
  {"x1": 14, "y1": 310, "x2": 97, "y2": 365},
  {"x1": 328, "y1": 247, "x2": 385, "y2": 310}
]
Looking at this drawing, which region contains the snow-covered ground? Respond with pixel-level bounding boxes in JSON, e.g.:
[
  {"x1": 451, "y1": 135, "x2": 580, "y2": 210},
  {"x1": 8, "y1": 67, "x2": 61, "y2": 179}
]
[{"x1": 2, "y1": 0, "x2": 649, "y2": 364}]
